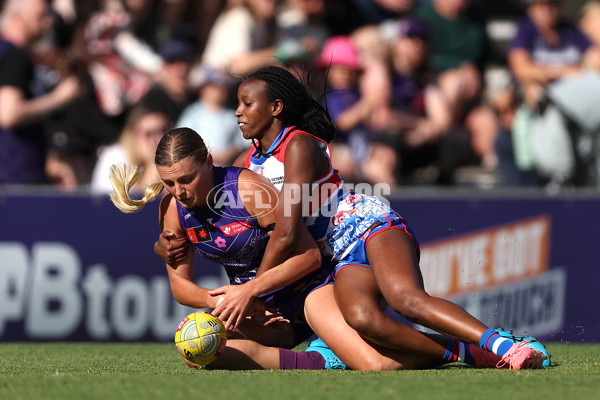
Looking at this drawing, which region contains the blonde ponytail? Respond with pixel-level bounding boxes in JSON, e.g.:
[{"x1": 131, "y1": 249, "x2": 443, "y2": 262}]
[{"x1": 109, "y1": 163, "x2": 164, "y2": 213}]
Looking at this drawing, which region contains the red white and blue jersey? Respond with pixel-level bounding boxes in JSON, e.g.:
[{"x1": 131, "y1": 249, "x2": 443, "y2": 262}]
[
  {"x1": 245, "y1": 127, "x2": 344, "y2": 257},
  {"x1": 244, "y1": 127, "x2": 417, "y2": 264},
  {"x1": 244, "y1": 126, "x2": 340, "y2": 191}
]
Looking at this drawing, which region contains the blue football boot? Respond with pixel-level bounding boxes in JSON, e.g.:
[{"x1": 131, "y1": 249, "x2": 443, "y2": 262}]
[
  {"x1": 305, "y1": 338, "x2": 349, "y2": 370},
  {"x1": 495, "y1": 328, "x2": 551, "y2": 367}
]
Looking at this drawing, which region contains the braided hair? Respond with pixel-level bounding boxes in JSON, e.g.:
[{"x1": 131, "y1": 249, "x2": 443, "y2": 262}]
[
  {"x1": 246, "y1": 66, "x2": 336, "y2": 143},
  {"x1": 154, "y1": 127, "x2": 209, "y2": 168}
]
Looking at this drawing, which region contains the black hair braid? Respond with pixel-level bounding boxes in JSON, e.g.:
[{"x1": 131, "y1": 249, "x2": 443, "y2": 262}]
[{"x1": 247, "y1": 66, "x2": 336, "y2": 143}]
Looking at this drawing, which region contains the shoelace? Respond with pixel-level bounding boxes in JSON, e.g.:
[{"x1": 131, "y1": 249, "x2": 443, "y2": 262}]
[{"x1": 496, "y1": 341, "x2": 541, "y2": 369}]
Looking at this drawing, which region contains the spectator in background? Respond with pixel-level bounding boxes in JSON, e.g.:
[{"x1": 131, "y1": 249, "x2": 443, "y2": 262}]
[
  {"x1": 201, "y1": 0, "x2": 281, "y2": 75},
  {"x1": 0, "y1": 0, "x2": 82, "y2": 185},
  {"x1": 158, "y1": 0, "x2": 228, "y2": 57},
  {"x1": 83, "y1": 0, "x2": 160, "y2": 120},
  {"x1": 484, "y1": 67, "x2": 538, "y2": 186},
  {"x1": 91, "y1": 105, "x2": 170, "y2": 193},
  {"x1": 361, "y1": 19, "x2": 456, "y2": 185},
  {"x1": 315, "y1": 35, "x2": 381, "y2": 183},
  {"x1": 136, "y1": 38, "x2": 196, "y2": 124},
  {"x1": 351, "y1": 0, "x2": 414, "y2": 25},
  {"x1": 412, "y1": 0, "x2": 500, "y2": 172},
  {"x1": 351, "y1": 23, "x2": 391, "y2": 69},
  {"x1": 508, "y1": 0, "x2": 591, "y2": 112},
  {"x1": 176, "y1": 66, "x2": 248, "y2": 166},
  {"x1": 37, "y1": 0, "x2": 140, "y2": 190},
  {"x1": 508, "y1": 0, "x2": 593, "y2": 185},
  {"x1": 412, "y1": 0, "x2": 489, "y2": 115},
  {"x1": 579, "y1": 0, "x2": 600, "y2": 70},
  {"x1": 348, "y1": 22, "x2": 400, "y2": 185},
  {"x1": 120, "y1": 0, "x2": 166, "y2": 53},
  {"x1": 274, "y1": 0, "x2": 330, "y2": 69}
]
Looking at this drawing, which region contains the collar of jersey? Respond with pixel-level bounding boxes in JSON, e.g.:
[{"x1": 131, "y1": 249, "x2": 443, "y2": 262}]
[{"x1": 251, "y1": 126, "x2": 290, "y2": 164}]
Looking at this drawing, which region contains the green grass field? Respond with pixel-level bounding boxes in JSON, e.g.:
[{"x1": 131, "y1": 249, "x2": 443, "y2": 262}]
[{"x1": 1, "y1": 342, "x2": 599, "y2": 400}]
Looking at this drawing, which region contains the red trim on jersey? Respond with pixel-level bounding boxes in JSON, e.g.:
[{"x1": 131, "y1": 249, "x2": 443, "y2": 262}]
[
  {"x1": 277, "y1": 127, "x2": 334, "y2": 177},
  {"x1": 245, "y1": 126, "x2": 340, "y2": 192}
]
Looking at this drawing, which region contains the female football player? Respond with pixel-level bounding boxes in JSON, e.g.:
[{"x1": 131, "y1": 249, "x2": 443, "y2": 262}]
[
  {"x1": 112, "y1": 127, "x2": 501, "y2": 370},
  {"x1": 154, "y1": 66, "x2": 549, "y2": 370}
]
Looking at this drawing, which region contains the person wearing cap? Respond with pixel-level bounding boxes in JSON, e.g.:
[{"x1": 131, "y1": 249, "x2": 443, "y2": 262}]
[
  {"x1": 136, "y1": 38, "x2": 196, "y2": 124},
  {"x1": 176, "y1": 66, "x2": 248, "y2": 167},
  {"x1": 315, "y1": 35, "x2": 387, "y2": 183}
]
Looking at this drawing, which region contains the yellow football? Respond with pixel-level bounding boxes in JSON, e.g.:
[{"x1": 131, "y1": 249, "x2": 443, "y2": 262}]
[{"x1": 174, "y1": 311, "x2": 227, "y2": 366}]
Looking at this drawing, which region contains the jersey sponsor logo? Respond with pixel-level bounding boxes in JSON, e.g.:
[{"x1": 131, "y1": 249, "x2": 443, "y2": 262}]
[
  {"x1": 332, "y1": 211, "x2": 351, "y2": 226},
  {"x1": 186, "y1": 226, "x2": 212, "y2": 243},
  {"x1": 271, "y1": 176, "x2": 284, "y2": 185},
  {"x1": 220, "y1": 221, "x2": 251, "y2": 236},
  {"x1": 345, "y1": 193, "x2": 364, "y2": 206}
]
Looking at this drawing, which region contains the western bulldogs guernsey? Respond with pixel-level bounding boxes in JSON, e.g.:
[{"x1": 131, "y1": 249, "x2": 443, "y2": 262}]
[
  {"x1": 176, "y1": 166, "x2": 269, "y2": 284},
  {"x1": 244, "y1": 127, "x2": 416, "y2": 265},
  {"x1": 245, "y1": 127, "x2": 344, "y2": 256}
]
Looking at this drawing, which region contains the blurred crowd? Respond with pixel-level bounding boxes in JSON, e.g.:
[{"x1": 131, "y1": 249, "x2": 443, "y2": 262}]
[{"x1": 2, "y1": 0, "x2": 600, "y2": 192}]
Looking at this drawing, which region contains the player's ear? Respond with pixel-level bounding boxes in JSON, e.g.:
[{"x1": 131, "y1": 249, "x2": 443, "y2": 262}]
[
  {"x1": 206, "y1": 153, "x2": 214, "y2": 170},
  {"x1": 272, "y1": 99, "x2": 283, "y2": 117}
]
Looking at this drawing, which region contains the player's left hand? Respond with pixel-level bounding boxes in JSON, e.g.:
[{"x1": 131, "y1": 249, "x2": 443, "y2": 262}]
[
  {"x1": 248, "y1": 301, "x2": 290, "y2": 328},
  {"x1": 208, "y1": 284, "x2": 257, "y2": 331}
]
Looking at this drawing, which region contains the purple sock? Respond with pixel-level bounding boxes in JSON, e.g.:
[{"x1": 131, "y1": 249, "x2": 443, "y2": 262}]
[{"x1": 278, "y1": 348, "x2": 326, "y2": 370}]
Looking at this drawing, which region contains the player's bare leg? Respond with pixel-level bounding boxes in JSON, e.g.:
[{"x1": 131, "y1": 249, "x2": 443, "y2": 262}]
[
  {"x1": 208, "y1": 339, "x2": 282, "y2": 369},
  {"x1": 333, "y1": 265, "x2": 465, "y2": 357},
  {"x1": 304, "y1": 284, "x2": 446, "y2": 370},
  {"x1": 364, "y1": 228, "x2": 488, "y2": 344}
]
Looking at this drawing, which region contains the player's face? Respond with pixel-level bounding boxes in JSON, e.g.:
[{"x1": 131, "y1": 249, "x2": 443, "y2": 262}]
[
  {"x1": 157, "y1": 156, "x2": 213, "y2": 209},
  {"x1": 235, "y1": 78, "x2": 278, "y2": 141}
]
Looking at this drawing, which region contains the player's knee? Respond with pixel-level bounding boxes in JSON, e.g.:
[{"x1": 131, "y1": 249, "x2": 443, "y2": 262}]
[
  {"x1": 387, "y1": 290, "x2": 430, "y2": 322},
  {"x1": 341, "y1": 302, "x2": 387, "y2": 339}
]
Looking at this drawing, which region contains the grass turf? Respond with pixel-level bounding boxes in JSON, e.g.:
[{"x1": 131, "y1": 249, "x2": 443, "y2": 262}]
[{"x1": 0, "y1": 343, "x2": 598, "y2": 400}]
